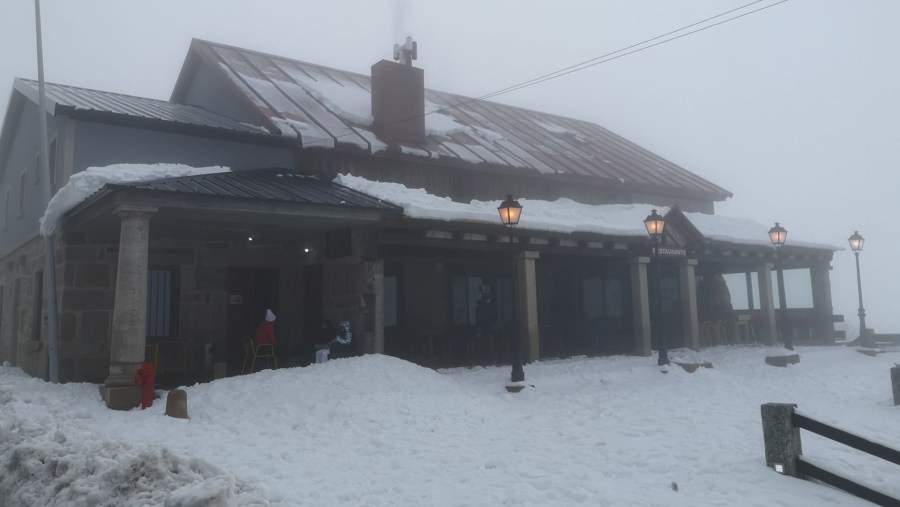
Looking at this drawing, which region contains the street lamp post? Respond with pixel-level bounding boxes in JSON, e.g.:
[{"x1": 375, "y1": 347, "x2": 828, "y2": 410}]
[
  {"x1": 498, "y1": 195, "x2": 524, "y2": 383},
  {"x1": 644, "y1": 209, "x2": 669, "y2": 367},
  {"x1": 768, "y1": 222, "x2": 792, "y2": 350},
  {"x1": 848, "y1": 231, "x2": 868, "y2": 345}
]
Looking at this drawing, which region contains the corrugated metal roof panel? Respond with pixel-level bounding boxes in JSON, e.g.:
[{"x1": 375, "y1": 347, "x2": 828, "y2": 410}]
[
  {"x1": 14, "y1": 78, "x2": 269, "y2": 135},
  {"x1": 121, "y1": 169, "x2": 402, "y2": 211},
  {"x1": 191, "y1": 40, "x2": 731, "y2": 199}
]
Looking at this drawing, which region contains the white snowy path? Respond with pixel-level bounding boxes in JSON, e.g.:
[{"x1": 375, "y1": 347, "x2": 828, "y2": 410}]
[{"x1": 1, "y1": 346, "x2": 897, "y2": 506}]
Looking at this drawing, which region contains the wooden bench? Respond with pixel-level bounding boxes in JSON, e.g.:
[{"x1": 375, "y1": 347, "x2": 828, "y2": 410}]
[{"x1": 873, "y1": 333, "x2": 900, "y2": 346}]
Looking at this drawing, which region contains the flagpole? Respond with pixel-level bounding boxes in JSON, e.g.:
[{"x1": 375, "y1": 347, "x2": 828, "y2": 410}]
[{"x1": 35, "y1": 0, "x2": 61, "y2": 383}]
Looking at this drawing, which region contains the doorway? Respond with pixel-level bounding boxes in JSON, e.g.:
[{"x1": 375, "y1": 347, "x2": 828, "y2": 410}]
[{"x1": 226, "y1": 268, "x2": 278, "y2": 375}]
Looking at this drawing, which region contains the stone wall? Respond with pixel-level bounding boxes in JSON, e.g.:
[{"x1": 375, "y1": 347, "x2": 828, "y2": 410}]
[
  {"x1": 57, "y1": 233, "x2": 118, "y2": 382},
  {"x1": 0, "y1": 235, "x2": 49, "y2": 379}
]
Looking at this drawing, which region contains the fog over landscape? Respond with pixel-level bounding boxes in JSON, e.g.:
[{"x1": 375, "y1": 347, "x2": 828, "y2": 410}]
[{"x1": 2, "y1": 0, "x2": 898, "y2": 336}]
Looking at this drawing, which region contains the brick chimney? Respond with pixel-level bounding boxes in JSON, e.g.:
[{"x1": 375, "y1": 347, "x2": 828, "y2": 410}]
[{"x1": 371, "y1": 36, "x2": 425, "y2": 144}]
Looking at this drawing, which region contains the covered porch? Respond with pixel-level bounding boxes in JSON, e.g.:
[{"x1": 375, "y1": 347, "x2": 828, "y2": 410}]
[{"x1": 57, "y1": 168, "x2": 400, "y2": 408}]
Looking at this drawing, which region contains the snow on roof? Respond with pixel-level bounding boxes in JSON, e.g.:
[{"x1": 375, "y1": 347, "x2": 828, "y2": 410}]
[
  {"x1": 40, "y1": 164, "x2": 230, "y2": 236},
  {"x1": 335, "y1": 173, "x2": 663, "y2": 237},
  {"x1": 287, "y1": 71, "x2": 374, "y2": 126},
  {"x1": 337, "y1": 174, "x2": 840, "y2": 250},
  {"x1": 424, "y1": 102, "x2": 468, "y2": 137},
  {"x1": 195, "y1": 40, "x2": 730, "y2": 197},
  {"x1": 683, "y1": 211, "x2": 842, "y2": 251}
]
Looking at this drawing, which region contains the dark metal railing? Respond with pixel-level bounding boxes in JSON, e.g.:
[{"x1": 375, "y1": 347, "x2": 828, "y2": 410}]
[
  {"x1": 761, "y1": 403, "x2": 900, "y2": 507},
  {"x1": 793, "y1": 412, "x2": 900, "y2": 466}
]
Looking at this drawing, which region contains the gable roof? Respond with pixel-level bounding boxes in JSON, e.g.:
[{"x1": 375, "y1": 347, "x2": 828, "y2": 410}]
[
  {"x1": 172, "y1": 39, "x2": 732, "y2": 201},
  {"x1": 10, "y1": 78, "x2": 286, "y2": 144}
]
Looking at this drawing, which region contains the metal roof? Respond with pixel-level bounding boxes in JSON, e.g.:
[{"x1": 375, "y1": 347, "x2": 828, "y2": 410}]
[
  {"x1": 118, "y1": 169, "x2": 402, "y2": 211},
  {"x1": 14, "y1": 78, "x2": 269, "y2": 135},
  {"x1": 179, "y1": 39, "x2": 731, "y2": 200}
]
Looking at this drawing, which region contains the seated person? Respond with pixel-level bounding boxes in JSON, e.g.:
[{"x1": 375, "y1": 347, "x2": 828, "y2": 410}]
[
  {"x1": 315, "y1": 320, "x2": 352, "y2": 363},
  {"x1": 255, "y1": 309, "x2": 277, "y2": 347}
]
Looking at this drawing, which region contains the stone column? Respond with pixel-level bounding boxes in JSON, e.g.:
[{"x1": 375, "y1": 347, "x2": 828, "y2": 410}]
[
  {"x1": 745, "y1": 272, "x2": 755, "y2": 311},
  {"x1": 891, "y1": 366, "x2": 899, "y2": 406},
  {"x1": 760, "y1": 403, "x2": 803, "y2": 477},
  {"x1": 365, "y1": 259, "x2": 385, "y2": 355},
  {"x1": 758, "y1": 263, "x2": 777, "y2": 346},
  {"x1": 809, "y1": 261, "x2": 834, "y2": 343},
  {"x1": 630, "y1": 257, "x2": 652, "y2": 356},
  {"x1": 516, "y1": 251, "x2": 540, "y2": 363},
  {"x1": 101, "y1": 205, "x2": 157, "y2": 410},
  {"x1": 679, "y1": 259, "x2": 700, "y2": 350}
]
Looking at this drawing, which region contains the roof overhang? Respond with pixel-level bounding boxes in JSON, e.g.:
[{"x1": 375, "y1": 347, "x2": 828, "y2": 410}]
[{"x1": 60, "y1": 175, "x2": 402, "y2": 242}]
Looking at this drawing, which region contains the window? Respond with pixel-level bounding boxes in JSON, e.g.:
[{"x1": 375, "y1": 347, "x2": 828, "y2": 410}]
[
  {"x1": 31, "y1": 271, "x2": 43, "y2": 342},
  {"x1": 18, "y1": 171, "x2": 26, "y2": 218},
  {"x1": 146, "y1": 267, "x2": 179, "y2": 338},
  {"x1": 451, "y1": 275, "x2": 512, "y2": 327},
  {"x1": 582, "y1": 275, "x2": 626, "y2": 320},
  {"x1": 326, "y1": 228, "x2": 352, "y2": 258}
]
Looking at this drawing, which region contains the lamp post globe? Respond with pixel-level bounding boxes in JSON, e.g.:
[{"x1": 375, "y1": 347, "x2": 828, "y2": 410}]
[
  {"x1": 768, "y1": 222, "x2": 791, "y2": 350},
  {"x1": 848, "y1": 231, "x2": 868, "y2": 345},
  {"x1": 768, "y1": 222, "x2": 787, "y2": 247},
  {"x1": 499, "y1": 195, "x2": 524, "y2": 384},
  {"x1": 644, "y1": 209, "x2": 666, "y2": 240},
  {"x1": 498, "y1": 195, "x2": 522, "y2": 227},
  {"x1": 848, "y1": 231, "x2": 864, "y2": 252},
  {"x1": 644, "y1": 209, "x2": 669, "y2": 367}
]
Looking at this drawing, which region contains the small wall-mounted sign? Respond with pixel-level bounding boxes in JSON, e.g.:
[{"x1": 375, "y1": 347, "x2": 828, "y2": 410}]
[
  {"x1": 657, "y1": 247, "x2": 688, "y2": 257},
  {"x1": 229, "y1": 294, "x2": 243, "y2": 305}
]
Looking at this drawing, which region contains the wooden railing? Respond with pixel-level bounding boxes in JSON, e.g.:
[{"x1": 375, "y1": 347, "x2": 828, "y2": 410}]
[{"x1": 761, "y1": 403, "x2": 900, "y2": 507}]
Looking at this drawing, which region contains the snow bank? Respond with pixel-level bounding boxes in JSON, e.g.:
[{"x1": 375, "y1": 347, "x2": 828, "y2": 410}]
[
  {"x1": 2, "y1": 348, "x2": 899, "y2": 506},
  {"x1": 0, "y1": 366, "x2": 269, "y2": 506},
  {"x1": 40, "y1": 164, "x2": 230, "y2": 236},
  {"x1": 3, "y1": 348, "x2": 899, "y2": 506}
]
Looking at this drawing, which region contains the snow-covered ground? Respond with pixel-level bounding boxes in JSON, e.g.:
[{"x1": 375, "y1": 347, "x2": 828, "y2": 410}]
[{"x1": 1, "y1": 346, "x2": 897, "y2": 506}]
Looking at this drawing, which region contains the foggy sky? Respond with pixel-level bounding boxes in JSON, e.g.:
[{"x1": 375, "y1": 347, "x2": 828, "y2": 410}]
[{"x1": 1, "y1": 0, "x2": 898, "y2": 335}]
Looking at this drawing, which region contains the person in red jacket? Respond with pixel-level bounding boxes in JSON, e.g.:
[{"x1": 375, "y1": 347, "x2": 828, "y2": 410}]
[{"x1": 254, "y1": 309, "x2": 277, "y2": 347}]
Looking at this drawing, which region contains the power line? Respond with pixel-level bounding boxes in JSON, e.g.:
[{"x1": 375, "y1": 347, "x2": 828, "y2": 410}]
[
  {"x1": 452, "y1": 0, "x2": 790, "y2": 108},
  {"x1": 451, "y1": 0, "x2": 771, "y2": 109},
  {"x1": 305, "y1": 0, "x2": 790, "y2": 145}
]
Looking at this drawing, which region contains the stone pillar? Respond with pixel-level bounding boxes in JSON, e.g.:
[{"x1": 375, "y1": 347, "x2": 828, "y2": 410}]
[
  {"x1": 891, "y1": 366, "x2": 900, "y2": 406},
  {"x1": 321, "y1": 228, "x2": 383, "y2": 356},
  {"x1": 760, "y1": 403, "x2": 803, "y2": 477},
  {"x1": 630, "y1": 257, "x2": 652, "y2": 356},
  {"x1": 679, "y1": 259, "x2": 700, "y2": 350},
  {"x1": 745, "y1": 272, "x2": 755, "y2": 311},
  {"x1": 757, "y1": 263, "x2": 777, "y2": 346},
  {"x1": 101, "y1": 205, "x2": 156, "y2": 410},
  {"x1": 365, "y1": 258, "x2": 385, "y2": 355},
  {"x1": 516, "y1": 251, "x2": 540, "y2": 363},
  {"x1": 809, "y1": 261, "x2": 834, "y2": 343}
]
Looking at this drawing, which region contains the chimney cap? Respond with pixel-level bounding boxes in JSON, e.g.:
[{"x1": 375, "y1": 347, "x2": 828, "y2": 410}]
[{"x1": 393, "y1": 36, "x2": 417, "y2": 67}]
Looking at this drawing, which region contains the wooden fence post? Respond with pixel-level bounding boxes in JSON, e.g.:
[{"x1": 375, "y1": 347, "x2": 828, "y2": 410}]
[
  {"x1": 761, "y1": 403, "x2": 803, "y2": 477},
  {"x1": 892, "y1": 366, "x2": 900, "y2": 406}
]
